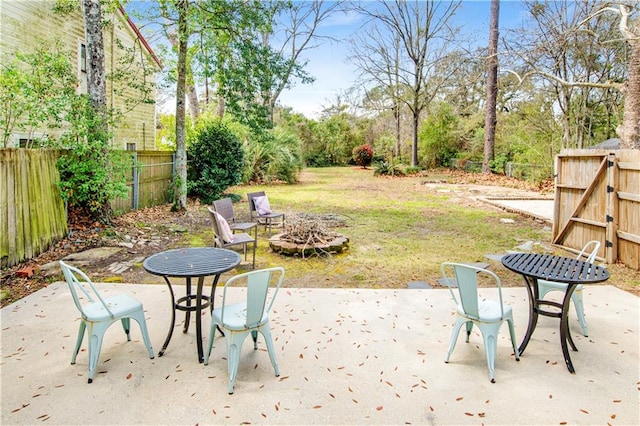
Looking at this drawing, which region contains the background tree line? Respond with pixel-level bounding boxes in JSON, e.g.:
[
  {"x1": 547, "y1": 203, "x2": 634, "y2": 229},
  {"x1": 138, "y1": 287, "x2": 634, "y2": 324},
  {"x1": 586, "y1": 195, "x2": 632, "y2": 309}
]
[{"x1": 2, "y1": 0, "x2": 637, "y2": 221}]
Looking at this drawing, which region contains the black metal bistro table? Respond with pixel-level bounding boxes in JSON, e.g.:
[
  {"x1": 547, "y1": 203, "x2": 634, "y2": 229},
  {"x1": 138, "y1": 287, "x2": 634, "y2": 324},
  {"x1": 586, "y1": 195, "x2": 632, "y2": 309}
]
[
  {"x1": 143, "y1": 247, "x2": 241, "y2": 363},
  {"x1": 501, "y1": 252, "x2": 610, "y2": 373}
]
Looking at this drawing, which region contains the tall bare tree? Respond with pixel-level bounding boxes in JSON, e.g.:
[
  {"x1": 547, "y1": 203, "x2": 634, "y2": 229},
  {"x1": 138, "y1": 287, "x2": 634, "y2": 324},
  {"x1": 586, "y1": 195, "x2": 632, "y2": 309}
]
[
  {"x1": 505, "y1": 0, "x2": 637, "y2": 149},
  {"x1": 351, "y1": 0, "x2": 462, "y2": 167},
  {"x1": 483, "y1": 0, "x2": 499, "y2": 174},
  {"x1": 261, "y1": 0, "x2": 341, "y2": 124}
]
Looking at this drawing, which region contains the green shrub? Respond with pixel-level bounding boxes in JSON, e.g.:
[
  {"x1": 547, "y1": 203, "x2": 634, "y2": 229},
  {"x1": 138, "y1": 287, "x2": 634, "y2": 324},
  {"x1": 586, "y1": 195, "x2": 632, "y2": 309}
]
[
  {"x1": 353, "y1": 144, "x2": 374, "y2": 168},
  {"x1": 187, "y1": 120, "x2": 244, "y2": 204},
  {"x1": 374, "y1": 160, "x2": 405, "y2": 177}
]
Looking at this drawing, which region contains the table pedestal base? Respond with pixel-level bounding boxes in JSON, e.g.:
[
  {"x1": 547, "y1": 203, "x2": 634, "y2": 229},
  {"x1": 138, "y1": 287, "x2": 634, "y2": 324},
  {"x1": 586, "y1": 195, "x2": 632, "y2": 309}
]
[{"x1": 518, "y1": 275, "x2": 580, "y2": 373}]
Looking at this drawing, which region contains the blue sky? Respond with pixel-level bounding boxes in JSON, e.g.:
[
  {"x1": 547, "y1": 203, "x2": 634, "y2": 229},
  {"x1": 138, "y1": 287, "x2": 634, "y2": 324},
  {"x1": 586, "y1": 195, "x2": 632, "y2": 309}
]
[
  {"x1": 279, "y1": 0, "x2": 529, "y2": 118},
  {"x1": 128, "y1": 1, "x2": 529, "y2": 118}
]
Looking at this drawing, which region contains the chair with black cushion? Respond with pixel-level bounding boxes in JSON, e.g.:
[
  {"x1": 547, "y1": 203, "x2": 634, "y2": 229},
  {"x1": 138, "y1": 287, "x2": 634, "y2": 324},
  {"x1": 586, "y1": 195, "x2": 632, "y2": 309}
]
[
  {"x1": 441, "y1": 262, "x2": 519, "y2": 383},
  {"x1": 59, "y1": 260, "x2": 154, "y2": 383},
  {"x1": 212, "y1": 197, "x2": 257, "y2": 239},
  {"x1": 208, "y1": 207, "x2": 256, "y2": 269},
  {"x1": 247, "y1": 191, "x2": 285, "y2": 236}
]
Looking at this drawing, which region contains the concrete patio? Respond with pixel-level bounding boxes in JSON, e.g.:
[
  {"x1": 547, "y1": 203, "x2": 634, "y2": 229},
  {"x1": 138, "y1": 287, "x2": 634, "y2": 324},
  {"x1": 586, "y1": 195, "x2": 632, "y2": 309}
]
[{"x1": 1, "y1": 280, "x2": 638, "y2": 425}]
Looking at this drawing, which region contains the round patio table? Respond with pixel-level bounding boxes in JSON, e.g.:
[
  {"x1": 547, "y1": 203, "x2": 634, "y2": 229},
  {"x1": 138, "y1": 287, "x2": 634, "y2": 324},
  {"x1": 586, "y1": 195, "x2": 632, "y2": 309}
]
[
  {"x1": 501, "y1": 252, "x2": 610, "y2": 373},
  {"x1": 143, "y1": 247, "x2": 241, "y2": 363}
]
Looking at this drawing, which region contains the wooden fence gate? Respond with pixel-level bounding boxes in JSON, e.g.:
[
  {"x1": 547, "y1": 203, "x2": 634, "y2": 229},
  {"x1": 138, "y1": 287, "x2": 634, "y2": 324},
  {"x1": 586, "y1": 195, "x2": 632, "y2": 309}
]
[{"x1": 552, "y1": 149, "x2": 640, "y2": 270}]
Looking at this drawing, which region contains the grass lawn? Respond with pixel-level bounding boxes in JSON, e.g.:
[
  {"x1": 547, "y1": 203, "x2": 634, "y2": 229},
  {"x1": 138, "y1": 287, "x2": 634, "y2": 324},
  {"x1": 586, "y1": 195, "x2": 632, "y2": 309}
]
[{"x1": 210, "y1": 167, "x2": 556, "y2": 289}]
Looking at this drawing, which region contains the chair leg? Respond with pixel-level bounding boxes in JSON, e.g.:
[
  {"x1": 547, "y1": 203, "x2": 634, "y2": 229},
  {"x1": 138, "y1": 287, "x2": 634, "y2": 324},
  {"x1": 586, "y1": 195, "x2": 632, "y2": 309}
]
[
  {"x1": 481, "y1": 331, "x2": 498, "y2": 383},
  {"x1": 71, "y1": 321, "x2": 87, "y2": 365},
  {"x1": 204, "y1": 320, "x2": 218, "y2": 365},
  {"x1": 572, "y1": 289, "x2": 588, "y2": 337},
  {"x1": 131, "y1": 312, "x2": 155, "y2": 359},
  {"x1": 465, "y1": 321, "x2": 473, "y2": 343},
  {"x1": 251, "y1": 330, "x2": 258, "y2": 350},
  {"x1": 445, "y1": 317, "x2": 466, "y2": 363},
  {"x1": 261, "y1": 325, "x2": 280, "y2": 377},
  {"x1": 507, "y1": 318, "x2": 520, "y2": 360},
  {"x1": 87, "y1": 323, "x2": 107, "y2": 384},
  {"x1": 226, "y1": 331, "x2": 246, "y2": 394},
  {"x1": 121, "y1": 317, "x2": 131, "y2": 341}
]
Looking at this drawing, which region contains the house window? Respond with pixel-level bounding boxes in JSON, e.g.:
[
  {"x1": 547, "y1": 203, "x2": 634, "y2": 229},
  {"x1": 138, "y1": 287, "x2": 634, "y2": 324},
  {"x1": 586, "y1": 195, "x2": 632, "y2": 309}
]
[
  {"x1": 80, "y1": 43, "x2": 87, "y2": 73},
  {"x1": 126, "y1": 143, "x2": 137, "y2": 151}
]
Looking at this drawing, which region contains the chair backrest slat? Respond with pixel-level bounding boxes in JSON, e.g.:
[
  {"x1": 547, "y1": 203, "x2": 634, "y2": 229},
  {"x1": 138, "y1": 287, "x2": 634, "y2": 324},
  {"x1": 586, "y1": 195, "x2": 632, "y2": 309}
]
[
  {"x1": 453, "y1": 265, "x2": 480, "y2": 319},
  {"x1": 60, "y1": 260, "x2": 115, "y2": 319},
  {"x1": 221, "y1": 267, "x2": 285, "y2": 328},
  {"x1": 207, "y1": 207, "x2": 224, "y2": 247},
  {"x1": 245, "y1": 270, "x2": 271, "y2": 327},
  {"x1": 213, "y1": 198, "x2": 235, "y2": 222},
  {"x1": 577, "y1": 240, "x2": 601, "y2": 263},
  {"x1": 441, "y1": 262, "x2": 505, "y2": 321}
]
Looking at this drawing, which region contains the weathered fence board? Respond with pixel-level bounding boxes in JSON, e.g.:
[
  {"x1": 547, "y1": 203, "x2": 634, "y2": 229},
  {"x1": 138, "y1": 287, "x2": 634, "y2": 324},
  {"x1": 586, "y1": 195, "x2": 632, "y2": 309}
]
[
  {"x1": 1, "y1": 149, "x2": 175, "y2": 268},
  {"x1": 1, "y1": 149, "x2": 68, "y2": 268},
  {"x1": 553, "y1": 149, "x2": 640, "y2": 270},
  {"x1": 111, "y1": 151, "x2": 174, "y2": 214}
]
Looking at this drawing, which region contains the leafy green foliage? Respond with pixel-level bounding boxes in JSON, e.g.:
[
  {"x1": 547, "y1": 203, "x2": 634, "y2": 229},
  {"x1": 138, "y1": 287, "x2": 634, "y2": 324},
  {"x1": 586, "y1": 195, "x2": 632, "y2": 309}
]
[
  {"x1": 353, "y1": 144, "x2": 373, "y2": 168},
  {"x1": 418, "y1": 102, "x2": 463, "y2": 168},
  {"x1": 187, "y1": 119, "x2": 244, "y2": 203},
  {"x1": 55, "y1": 96, "x2": 131, "y2": 221},
  {"x1": 242, "y1": 127, "x2": 303, "y2": 184},
  {"x1": 0, "y1": 42, "x2": 77, "y2": 147},
  {"x1": 373, "y1": 160, "x2": 405, "y2": 177}
]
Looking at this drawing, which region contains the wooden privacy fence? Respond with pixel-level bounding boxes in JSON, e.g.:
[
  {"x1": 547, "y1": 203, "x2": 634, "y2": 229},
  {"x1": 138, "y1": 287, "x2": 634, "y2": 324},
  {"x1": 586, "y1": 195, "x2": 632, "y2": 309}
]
[
  {"x1": 1, "y1": 149, "x2": 175, "y2": 268},
  {"x1": 552, "y1": 149, "x2": 640, "y2": 270},
  {"x1": 110, "y1": 151, "x2": 174, "y2": 214},
  {"x1": 1, "y1": 149, "x2": 67, "y2": 268}
]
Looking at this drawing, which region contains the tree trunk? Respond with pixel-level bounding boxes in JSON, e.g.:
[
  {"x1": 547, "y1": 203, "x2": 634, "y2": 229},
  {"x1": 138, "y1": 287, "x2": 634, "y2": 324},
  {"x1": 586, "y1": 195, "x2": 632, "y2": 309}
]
[
  {"x1": 83, "y1": 0, "x2": 112, "y2": 222},
  {"x1": 167, "y1": 33, "x2": 199, "y2": 121},
  {"x1": 411, "y1": 111, "x2": 419, "y2": 167},
  {"x1": 619, "y1": 39, "x2": 640, "y2": 149},
  {"x1": 483, "y1": 0, "x2": 499, "y2": 174},
  {"x1": 174, "y1": 0, "x2": 189, "y2": 211}
]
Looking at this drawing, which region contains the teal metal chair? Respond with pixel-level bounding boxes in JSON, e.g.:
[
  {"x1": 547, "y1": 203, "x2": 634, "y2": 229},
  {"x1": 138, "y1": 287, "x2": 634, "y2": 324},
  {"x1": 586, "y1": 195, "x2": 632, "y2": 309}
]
[
  {"x1": 537, "y1": 240, "x2": 601, "y2": 337},
  {"x1": 441, "y1": 262, "x2": 519, "y2": 383},
  {"x1": 59, "y1": 260, "x2": 154, "y2": 383},
  {"x1": 204, "y1": 267, "x2": 285, "y2": 394}
]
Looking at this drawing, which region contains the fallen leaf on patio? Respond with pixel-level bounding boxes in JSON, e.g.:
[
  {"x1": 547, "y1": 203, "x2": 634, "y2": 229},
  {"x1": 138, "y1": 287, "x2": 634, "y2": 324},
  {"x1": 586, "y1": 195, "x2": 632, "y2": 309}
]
[
  {"x1": 329, "y1": 393, "x2": 335, "y2": 398},
  {"x1": 478, "y1": 412, "x2": 486, "y2": 417},
  {"x1": 352, "y1": 399, "x2": 358, "y2": 404},
  {"x1": 464, "y1": 412, "x2": 473, "y2": 416},
  {"x1": 613, "y1": 400, "x2": 621, "y2": 403},
  {"x1": 278, "y1": 376, "x2": 289, "y2": 381},
  {"x1": 261, "y1": 413, "x2": 267, "y2": 418},
  {"x1": 313, "y1": 405, "x2": 322, "y2": 409},
  {"x1": 126, "y1": 373, "x2": 132, "y2": 380},
  {"x1": 580, "y1": 409, "x2": 589, "y2": 414},
  {"x1": 212, "y1": 409, "x2": 217, "y2": 415},
  {"x1": 611, "y1": 414, "x2": 616, "y2": 419},
  {"x1": 456, "y1": 397, "x2": 463, "y2": 401},
  {"x1": 299, "y1": 354, "x2": 303, "y2": 358}
]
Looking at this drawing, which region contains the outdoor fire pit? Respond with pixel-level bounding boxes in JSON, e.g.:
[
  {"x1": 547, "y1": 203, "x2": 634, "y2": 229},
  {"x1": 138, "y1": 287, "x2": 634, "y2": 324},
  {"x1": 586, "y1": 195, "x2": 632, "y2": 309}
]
[{"x1": 268, "y1": 213, "x2": 349, "y2": 257}]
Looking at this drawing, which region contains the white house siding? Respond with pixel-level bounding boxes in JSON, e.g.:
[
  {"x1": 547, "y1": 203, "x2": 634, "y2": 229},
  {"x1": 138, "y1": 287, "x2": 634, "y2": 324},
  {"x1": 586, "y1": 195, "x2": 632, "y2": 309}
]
[{"x1": 0, "y1": 1, "x2": 159, "y2": 150}]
